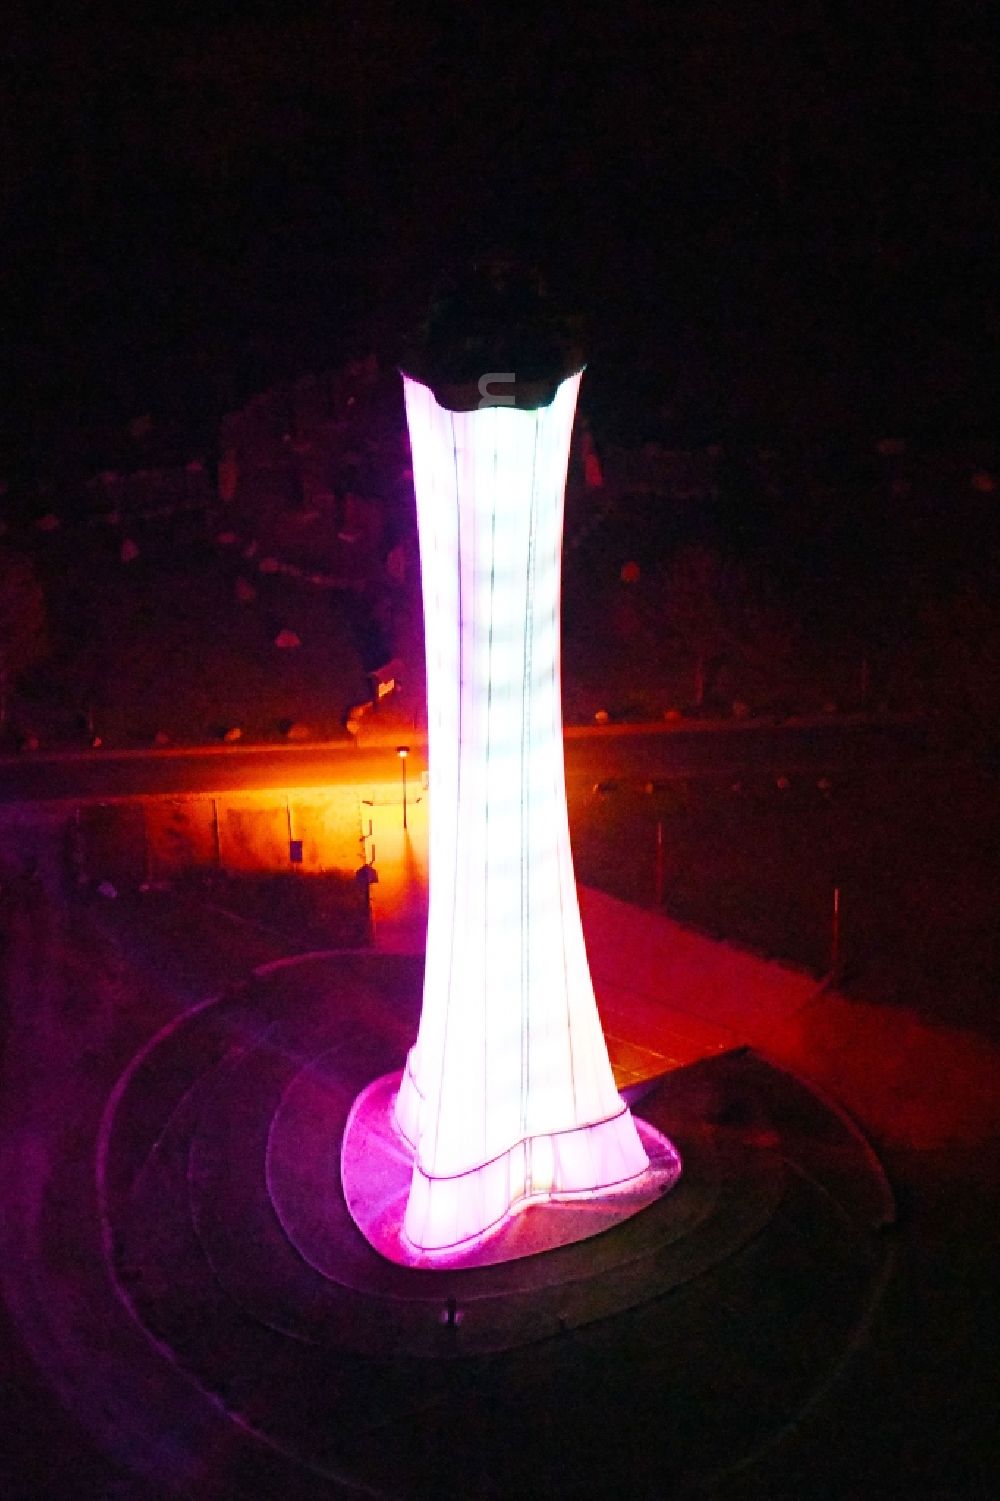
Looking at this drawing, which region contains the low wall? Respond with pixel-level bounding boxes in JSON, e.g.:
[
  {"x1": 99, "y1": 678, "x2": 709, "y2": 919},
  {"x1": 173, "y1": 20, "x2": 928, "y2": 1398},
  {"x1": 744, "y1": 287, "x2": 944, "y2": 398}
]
[{"x1": 78, "y1": 791, "x2": 364, "y2": 883}]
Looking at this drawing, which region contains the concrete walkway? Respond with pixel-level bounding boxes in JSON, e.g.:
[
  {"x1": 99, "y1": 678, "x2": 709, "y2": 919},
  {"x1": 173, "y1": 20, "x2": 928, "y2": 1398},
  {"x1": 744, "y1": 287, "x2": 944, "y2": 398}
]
[{"x1": 360, "y1": 793, "x2": 821, "y2": 1084}]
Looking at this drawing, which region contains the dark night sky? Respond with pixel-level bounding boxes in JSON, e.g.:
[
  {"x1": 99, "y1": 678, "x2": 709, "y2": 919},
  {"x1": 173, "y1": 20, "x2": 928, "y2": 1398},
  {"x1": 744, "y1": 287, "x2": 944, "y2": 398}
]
[{"x1": 1, "y1": 1, "x2": 997, "y2": 475}]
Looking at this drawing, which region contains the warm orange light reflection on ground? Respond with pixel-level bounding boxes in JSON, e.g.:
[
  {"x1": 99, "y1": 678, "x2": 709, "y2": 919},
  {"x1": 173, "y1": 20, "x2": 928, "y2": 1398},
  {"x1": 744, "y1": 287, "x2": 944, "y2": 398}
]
[{"x1": 358, "y1": 784, "x2": 429, "y2": 952}]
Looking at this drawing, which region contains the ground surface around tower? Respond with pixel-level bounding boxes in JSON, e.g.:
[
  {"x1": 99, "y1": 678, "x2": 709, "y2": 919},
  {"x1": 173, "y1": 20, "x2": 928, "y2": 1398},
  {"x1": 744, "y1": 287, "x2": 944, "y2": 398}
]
[
  {"x1": 100, "y1": 954, "x2": 893, "y2": 1497},
  {"x1": 0, "y1": 841, "x2": 909, "y2": 1501}
]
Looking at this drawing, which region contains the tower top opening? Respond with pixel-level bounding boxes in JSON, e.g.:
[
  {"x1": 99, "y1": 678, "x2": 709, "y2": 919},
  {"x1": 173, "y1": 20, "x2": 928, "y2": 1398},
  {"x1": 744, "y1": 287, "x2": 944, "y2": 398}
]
[{"x1": 400, "y1": 256, "x2": 584, "y2": 412}]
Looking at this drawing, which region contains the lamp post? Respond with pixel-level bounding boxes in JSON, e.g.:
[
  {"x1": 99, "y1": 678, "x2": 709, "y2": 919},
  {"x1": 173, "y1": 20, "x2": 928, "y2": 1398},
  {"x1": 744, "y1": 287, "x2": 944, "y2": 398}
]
[{"x1": 397, "y1": 745, "x2": 409, "y2": 831}]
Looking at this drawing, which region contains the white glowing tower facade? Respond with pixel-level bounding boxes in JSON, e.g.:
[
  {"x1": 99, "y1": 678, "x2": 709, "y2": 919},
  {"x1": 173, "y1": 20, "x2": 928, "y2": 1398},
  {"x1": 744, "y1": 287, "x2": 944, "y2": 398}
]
[{"x1": 394, "y1": 367, "x2": 649, "y2": 1254}]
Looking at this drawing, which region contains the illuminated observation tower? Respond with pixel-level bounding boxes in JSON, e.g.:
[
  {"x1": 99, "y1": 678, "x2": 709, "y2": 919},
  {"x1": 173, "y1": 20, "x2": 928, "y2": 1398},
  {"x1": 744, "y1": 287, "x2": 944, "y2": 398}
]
[{"x1": 342, "y1": 265, "x2": 678, "y2": 1262}]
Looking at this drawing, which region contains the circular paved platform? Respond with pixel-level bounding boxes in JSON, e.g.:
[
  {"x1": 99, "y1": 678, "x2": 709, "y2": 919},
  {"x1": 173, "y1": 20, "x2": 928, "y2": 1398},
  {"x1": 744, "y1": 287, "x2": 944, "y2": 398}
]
[{"x1": 98, "y1": 952, "x2": 894, "y2": 1499}]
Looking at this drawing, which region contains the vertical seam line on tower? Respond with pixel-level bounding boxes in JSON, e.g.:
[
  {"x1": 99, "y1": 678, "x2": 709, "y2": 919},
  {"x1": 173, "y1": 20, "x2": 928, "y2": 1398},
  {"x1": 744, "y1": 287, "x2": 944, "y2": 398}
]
[
  {"x1": 484, "y1": 409, "x2": 498, "y2": 1152},
  {"x1": 432, "y1": 410, "x2": 462, "y2": 1172},
  {"x1": 520, "y1": 412, "x2": 540, "y2": 1140},
  {"x1": 555, "y1": 388, "x2": 578, "y2": 1120}
]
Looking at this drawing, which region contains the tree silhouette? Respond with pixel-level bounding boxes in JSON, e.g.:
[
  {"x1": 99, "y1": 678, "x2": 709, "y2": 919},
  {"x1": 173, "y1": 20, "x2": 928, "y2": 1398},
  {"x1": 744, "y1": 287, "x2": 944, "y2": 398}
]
[
  {"x1": 654, "y1": 545, "x2": 795, "y2": 708},
  {"x1": 920, "y1": 584, "x2": 1000, "y2": 755}
]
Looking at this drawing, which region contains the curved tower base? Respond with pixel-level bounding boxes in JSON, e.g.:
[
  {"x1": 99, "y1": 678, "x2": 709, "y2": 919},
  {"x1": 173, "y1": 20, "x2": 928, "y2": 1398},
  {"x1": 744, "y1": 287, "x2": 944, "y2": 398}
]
[
  {"x1": 396, "y1": 1061, "x2": 650, "y2": 1253},
  {"x1": 342, "y1": 1070, "x2": 682, "y2": 1268}
]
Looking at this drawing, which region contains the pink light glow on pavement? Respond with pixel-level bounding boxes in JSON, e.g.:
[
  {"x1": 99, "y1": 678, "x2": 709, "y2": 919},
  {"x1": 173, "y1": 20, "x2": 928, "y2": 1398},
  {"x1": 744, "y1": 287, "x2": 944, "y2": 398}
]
[
  {"x1": 376, "y1": 369, "x2": 653, "y2": 1256},
  {"x1": 340, "y1": 1070, "x2": 681, "y2": 1270}
]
